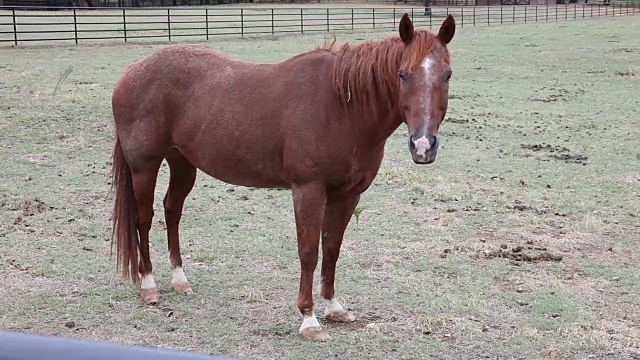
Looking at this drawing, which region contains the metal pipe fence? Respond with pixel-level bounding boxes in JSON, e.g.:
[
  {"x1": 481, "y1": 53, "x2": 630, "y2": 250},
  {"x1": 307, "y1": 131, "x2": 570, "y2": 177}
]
[{"x1": 0, "y1": 3, "x2": 638, "y2": 45}]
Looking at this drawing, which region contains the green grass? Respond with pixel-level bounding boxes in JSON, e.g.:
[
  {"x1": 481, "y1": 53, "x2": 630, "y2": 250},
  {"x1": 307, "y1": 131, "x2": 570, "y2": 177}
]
[{"x1": 0, "y1": 15, "x2": 639, "y2": 360}]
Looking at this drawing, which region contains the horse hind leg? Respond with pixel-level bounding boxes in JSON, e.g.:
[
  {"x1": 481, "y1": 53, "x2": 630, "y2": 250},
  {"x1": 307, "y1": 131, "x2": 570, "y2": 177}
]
[
  {"x1": 163, "y1": 153, "x2": 197, "y2": 295},
  {"x1": 131, "y1": 161, "x2": 164, "y2": 304}
]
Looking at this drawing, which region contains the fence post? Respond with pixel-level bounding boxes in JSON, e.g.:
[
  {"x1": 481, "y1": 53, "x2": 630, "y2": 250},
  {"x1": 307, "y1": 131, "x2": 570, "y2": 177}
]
[
  {"x1": 205, "y1": 8, "x2": 209, "y2": 40},
  {"x1": 167, "y1": 9, "x2": 172, "y2": 41},
  {"x1": 271, "y1": 9, "x2": 274, "y2": 35},
  {"x1": 351, "y1": 8, "x2": 354, "y2": 30},
  {"x1": 512, "y1": 6, "x2": 515, "y2": 23},
  {"x1": 240, "y1": 9, "x2": 244, "y2": 36},
  {"x1": 524, "y1": 6, "x2": 527, "y2": 23},
  {"x1": 565, "y1": 5, "x2": 568, "y2": 19},
  {"x1": 556, "y1": 5, "x2": 558, "y2": 21},
  {"x1": 535, "y1": 5, "x2": 538, "y2": 22},
  {"x1": 473, "y1": 7, "x2": 476, "y2": 26},
  {"x1": 122, "y1": 8, "x2": 127, "y2": 42},
  {"x1": 393, "y1": 8, "x2": 396, "y2": 28},
  {"x1": 300, "y1": 8, "x2": 303, "y2": 34},
  {"x1": 326, "y1": 8, "x2": 329, "y2": 32},
  {"x1": 500, "y1": 6, "x2": 503, "y2": 24},
  {"x1": 546, "y1": 4, "x2": 548, "y2": 21},
  {"x1": 372, "y1": 8, "x2": 375, "y2": 28},
  {"x1": 574, "y1": 4, "x2": 576, "y2": 19},
  {"x1": 12, "y1": 9, "x2": 17, "y2": 46},
  {"x1": 461, "y1": 7, "x2": 464, "y2": 27},
  {"x1": 487, "y1": 6, "x2": 490, "y2": 25},
  {"x1": 70, "y1": 8, "x2": 77, "y2": 44}
]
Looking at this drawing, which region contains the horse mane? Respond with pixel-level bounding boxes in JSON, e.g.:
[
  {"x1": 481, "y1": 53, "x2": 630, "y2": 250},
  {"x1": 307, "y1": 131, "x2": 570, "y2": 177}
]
[{"x1": 329, "y1": 31, "x2": 441, "y2": 116}]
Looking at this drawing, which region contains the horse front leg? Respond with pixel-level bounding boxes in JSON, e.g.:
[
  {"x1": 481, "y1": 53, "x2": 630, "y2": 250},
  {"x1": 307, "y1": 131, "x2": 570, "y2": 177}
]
[
  {"x1": 320, "y1": 195, "x2": 360, "y2": 323},
  {"x1": 292, "y1": 182, "x2": 329, "y2": 341}
]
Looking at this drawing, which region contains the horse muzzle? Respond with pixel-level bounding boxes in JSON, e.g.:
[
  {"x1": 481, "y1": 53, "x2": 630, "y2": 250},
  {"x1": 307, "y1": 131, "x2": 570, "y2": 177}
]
[{"x1": 408, "y1": 134, "x2": 439, "y2": 164}]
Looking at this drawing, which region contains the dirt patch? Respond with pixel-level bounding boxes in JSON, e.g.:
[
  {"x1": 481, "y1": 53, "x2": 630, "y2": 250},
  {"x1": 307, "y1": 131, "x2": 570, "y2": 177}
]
[
  {"x1": 507, "y1": 199, "x2": 567, "y2": 216},
  {"x1": 623, "y1": 176, "x2": 640, "y2": 185},
  {"x1": 479, "y1": 245, "x2": 564, "y2": 263},
  {"x1": 531, "y1": 89, "x2": 569, "y2": 103},
  {"x1": 612, "y1": 47, "x2": 637, "y2": 53},
  {"x1": 549, "y1": 153, "x2": 589, "y2": 164},
  {"x1": 615, "y1": 71, "x2": 636, "y2": 78},
  {"x1": 520, "y1": 143, "x2": 588, "y2": 165},
  {"x1": 20, "y1": 198, "x2": 50, "y2": 216},
  {"x1": 1, "y1": 196, "x2": 52, "y2": 215},
  {"x1": 521, "y1": 143, "x2": 570, "y2": 153},
  {"x1": 445, "y1": 117, "x2": 469, "y2": 124}
]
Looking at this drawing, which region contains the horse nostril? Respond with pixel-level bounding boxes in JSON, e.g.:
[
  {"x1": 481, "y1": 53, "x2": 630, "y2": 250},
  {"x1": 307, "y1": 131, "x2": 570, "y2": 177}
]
[{"x1": 429, "y1": 135, "x2": 438, "y2": 148}]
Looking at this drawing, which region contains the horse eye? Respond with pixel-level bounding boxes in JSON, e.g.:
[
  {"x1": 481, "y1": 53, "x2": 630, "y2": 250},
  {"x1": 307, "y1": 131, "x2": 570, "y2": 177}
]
[
  {"x1": 446, "y1": 71, "x2": 453, "y2": 81},
  {"x1": 399, "y1": 70, "x2": 409, "y2": 82}
]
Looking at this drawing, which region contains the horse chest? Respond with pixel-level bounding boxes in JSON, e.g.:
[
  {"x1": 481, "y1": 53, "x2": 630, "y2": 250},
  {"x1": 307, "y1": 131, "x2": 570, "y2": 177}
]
[{"x1": 328, "y1": 149, "x2": 384, "y2": 198}]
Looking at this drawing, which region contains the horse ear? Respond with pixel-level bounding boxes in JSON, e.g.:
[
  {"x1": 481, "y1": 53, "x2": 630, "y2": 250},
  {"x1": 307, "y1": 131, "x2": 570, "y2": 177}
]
[
  {"x1": 437, "y1": 14, "x2": 456, "y2": 45},
  {"x1": 399, "y1": 13, "x2": 414, "y2": 45}
]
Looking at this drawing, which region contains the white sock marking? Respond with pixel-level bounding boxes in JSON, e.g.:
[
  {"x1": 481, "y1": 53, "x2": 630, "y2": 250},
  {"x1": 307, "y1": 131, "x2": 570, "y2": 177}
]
[
  {"x1": 324, "y1": 298, "x2": 345, "y2": 315},
  {"x1": 171, "y1": 267, "x2": 188, "y2": 285},
  {"x1": 299, "y1": 313, "x2": 321, "y2": 333},
  {"x1": 140, "y1": 274, "x2": 156, "y2": 289}
]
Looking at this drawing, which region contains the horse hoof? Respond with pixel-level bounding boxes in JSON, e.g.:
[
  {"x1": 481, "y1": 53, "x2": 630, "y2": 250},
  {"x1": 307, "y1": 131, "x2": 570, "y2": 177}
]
[
  {"x1": 325, "y1": 310, "x2": 356, "y2": 323},
  {"x1": 300, "y1": 326, "x2": 331, "y2": 342},
  {"x1": 141, "y1": 288, "x2": 159, "y2": 305},
  {"x1": 173, "y1": 282, "x2": 193, "y2": 295}
]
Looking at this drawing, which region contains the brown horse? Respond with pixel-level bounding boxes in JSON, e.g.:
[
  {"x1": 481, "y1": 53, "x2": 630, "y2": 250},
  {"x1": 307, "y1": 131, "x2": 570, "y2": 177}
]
[{"x1": 111, "y1": 13, "x2": 456, "y2": 341}]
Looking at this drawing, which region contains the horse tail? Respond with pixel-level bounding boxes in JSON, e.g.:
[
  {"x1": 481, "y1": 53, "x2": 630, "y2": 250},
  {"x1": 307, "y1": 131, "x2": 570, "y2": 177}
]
[{"x1": 111, "y1": 137, "x2": 140, "y2": 284}]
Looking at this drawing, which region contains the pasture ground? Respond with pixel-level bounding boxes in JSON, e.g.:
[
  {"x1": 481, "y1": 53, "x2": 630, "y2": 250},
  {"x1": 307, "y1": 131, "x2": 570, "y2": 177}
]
[{"x1": 0, "y1": 15, "x2": 639, "y2": 360}]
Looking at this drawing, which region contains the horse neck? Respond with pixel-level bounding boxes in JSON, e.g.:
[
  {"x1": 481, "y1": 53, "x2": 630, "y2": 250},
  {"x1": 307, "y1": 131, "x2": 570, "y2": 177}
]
[{"x1": 333, "y1": 38, "x2": 406, "y2": 147}]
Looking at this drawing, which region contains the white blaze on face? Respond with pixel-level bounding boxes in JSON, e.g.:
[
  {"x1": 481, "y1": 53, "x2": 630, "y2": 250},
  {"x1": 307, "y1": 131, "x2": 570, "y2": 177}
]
[
  {"x1": 421, "y1": 55, "x2": 436, "y2": 106},
  {"x1": 411, "y1": 55, "x2": 437, "y2": 157}
]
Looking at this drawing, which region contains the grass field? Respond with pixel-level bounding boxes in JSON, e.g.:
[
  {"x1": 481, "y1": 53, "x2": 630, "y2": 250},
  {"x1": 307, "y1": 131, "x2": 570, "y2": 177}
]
[{"x1": 0, "y1": 15, "x2": 639, "y2": 360}]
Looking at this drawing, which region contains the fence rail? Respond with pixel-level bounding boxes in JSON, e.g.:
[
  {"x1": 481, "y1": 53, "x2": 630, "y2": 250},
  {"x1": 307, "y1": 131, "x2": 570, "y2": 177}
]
[{"x1": 0, "y1": 3, "x2": 638, "y2": 45}]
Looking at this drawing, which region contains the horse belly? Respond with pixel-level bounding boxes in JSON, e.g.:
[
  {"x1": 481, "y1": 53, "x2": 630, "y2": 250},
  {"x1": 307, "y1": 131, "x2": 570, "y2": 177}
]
[
  {"x1": 200, "y1": 161, "x2": 290, "y2": 189},
  {"x1": 180, "y1": 143, "x2": 290, "y2": 189}
]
